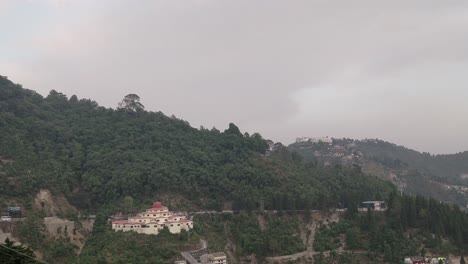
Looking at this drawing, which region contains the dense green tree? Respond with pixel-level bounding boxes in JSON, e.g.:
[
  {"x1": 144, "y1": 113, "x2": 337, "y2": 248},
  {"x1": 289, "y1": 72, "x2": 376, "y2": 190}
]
[
  {"x1": 122, "y1": 196, "x2": 134, "y2": 214},
  {"x1": 117, "y1": 94, "x2": 144, "y2": 111},
  {"x1": 0, "y1": 238, "x2": 37, "y2": 264}
]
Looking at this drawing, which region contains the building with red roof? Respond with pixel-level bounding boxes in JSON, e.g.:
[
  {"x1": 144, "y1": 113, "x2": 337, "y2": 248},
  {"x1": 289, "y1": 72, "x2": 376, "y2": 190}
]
[{"x1": 112, "y1": 202, "x2": 193, "y2": 235}]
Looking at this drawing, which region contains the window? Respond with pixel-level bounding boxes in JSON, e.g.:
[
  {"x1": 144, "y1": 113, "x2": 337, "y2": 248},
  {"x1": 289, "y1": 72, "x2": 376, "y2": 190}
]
[
  {"x1": 171, "y1": 224, "x2": 173, "y2": 227},
  {"x1": 177, "y1": 224, "x2": 180, "y2": 226}
]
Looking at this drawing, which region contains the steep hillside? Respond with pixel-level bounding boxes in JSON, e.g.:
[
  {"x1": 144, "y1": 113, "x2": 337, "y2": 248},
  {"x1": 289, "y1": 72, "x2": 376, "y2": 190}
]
[
  {"x1": 289, "y1": 138, "x2": 468, "y2": 207},
  {"x1": 352, "y1": 139, "x2": 468, "y2": 184},
  {"x1": 0, "y1": 77, "x2": 393, "y2": 214},
  {"x1": 1, "y1": 77, "x2": 467, "y2": 263}
]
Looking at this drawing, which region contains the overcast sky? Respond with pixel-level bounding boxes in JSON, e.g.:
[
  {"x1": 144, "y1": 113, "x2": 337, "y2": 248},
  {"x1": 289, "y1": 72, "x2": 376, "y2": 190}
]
[{"x1": 1, "y1": 0, "x2": 468, "y2": 154}]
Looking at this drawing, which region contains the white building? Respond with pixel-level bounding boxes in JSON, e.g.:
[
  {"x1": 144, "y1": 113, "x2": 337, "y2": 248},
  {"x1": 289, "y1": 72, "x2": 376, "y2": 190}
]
[
  {"x1": 295, "y1": 136, "x2": 333, "y2": 144},
  {"x1": 360, "y1": 201, "x2": 386, "y2": 211},
  {"x1": 200, "y1": 252, "x2": 228, "y2": 264},
  {"x1": 295, "y1": 137, "x2": 310, "y2": 143},
  {"x1": 112, "y1": 202, "x2": 193, "y2": 235}
]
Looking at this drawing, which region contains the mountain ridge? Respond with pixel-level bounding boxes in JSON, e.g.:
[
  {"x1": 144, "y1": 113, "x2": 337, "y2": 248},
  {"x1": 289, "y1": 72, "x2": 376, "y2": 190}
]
[{"x1": 288, "y1": 137, "x2": 468, "y2": 208}]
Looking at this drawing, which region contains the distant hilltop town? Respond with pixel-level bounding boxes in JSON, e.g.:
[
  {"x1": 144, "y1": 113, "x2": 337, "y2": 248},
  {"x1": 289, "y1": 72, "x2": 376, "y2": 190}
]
[{"x1": 295, "y1": 136, "x2": 333, "y2": 144}]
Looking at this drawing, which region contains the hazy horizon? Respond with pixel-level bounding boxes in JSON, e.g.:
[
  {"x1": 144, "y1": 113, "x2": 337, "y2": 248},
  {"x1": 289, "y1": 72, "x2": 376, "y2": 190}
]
[{"x1": 1, "y1": 0, "x2": 468, "y2": 154}]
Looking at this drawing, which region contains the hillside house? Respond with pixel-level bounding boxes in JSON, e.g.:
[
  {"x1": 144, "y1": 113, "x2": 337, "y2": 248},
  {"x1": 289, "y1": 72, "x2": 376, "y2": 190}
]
[
  {"x1": 404, "y1": 256, "x2": 448, "y2": 264},
  {"x1": 200, "y1": 252, "x2": 228, "y2": 264},
  {"x1": 112, "y1": 202, "x2": 193, "y2": 235},
  {"x1": 359, "y1": 201, "x2": 386, "y2": 211}
]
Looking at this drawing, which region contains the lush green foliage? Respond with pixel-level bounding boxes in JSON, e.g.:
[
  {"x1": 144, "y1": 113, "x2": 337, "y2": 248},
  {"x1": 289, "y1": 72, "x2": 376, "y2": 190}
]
[
  {"x1": 352, "y1": 139, "x2": 468, "y2": 185},
  {"x1": 314, "y1": 222, "x2": 349, "y2": 252},
  {"x1": 194, "y1": 212, "x2": 305, "y2": 258},
  {"x1": 289, "y1": 138, "x2": 468, "y2": 207},
  {"x1": 18, "y1": 213, "x2": 46, "y2": 250},
  {"x1": 313, "y1": 193, "x2": 468, "y2": 262},
  {"x1": 0, "y1": 238, "x2": 38, "y2": 263},
  {"x1": 0, "y1": 78, "x2": 393, "y2": 212},
  {"x1": 42, "y1": 238, "x2": 78, "y2": 264}
]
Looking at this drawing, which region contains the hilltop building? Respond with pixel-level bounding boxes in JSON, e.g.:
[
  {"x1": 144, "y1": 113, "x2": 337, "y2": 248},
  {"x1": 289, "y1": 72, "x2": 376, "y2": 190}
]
[
  {"x1": 112, "y1": 202, "x2": 193, "y2": 235},
  {"x1": 296, "y1": 136, "x2": 333, "y2": 144}
]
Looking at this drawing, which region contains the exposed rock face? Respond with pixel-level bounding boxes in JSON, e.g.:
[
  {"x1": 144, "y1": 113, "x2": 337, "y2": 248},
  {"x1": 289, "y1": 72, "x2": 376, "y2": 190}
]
[{"x1": 34, "y1": 189, "x2": 77, "y2": 217}]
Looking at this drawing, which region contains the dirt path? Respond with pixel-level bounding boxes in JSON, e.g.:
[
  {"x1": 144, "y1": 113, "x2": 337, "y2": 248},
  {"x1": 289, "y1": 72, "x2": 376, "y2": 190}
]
[{"x1": 257, "y1": 214, "x2": 267, "y2": 231}]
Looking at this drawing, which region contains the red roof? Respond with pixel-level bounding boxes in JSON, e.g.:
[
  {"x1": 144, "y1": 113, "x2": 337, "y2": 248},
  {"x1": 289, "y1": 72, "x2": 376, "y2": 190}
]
[{"x1": 152, "y1": 202, "x2": 163, "y2": 208}]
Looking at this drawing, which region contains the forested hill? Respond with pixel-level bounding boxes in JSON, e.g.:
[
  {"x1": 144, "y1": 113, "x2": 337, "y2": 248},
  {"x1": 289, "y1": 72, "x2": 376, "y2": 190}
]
[
  {"x1": 2, "y1": 77, "x2": 468, "y2": 263},
  {"x1": 351, "y1": 139, "x2": 468, "y2": 184},
  {"x1": 0, "y1": 76, "x2": 392, "y2": 212},
  {"x1": 289, "y1": 138, "x2": 468, "y2": 207}
]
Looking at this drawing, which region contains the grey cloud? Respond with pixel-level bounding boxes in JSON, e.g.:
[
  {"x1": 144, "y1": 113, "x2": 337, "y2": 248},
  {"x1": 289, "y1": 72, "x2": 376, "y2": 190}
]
[{"x1": 2, "y1": 0, "x2": 468, "y2": 153}]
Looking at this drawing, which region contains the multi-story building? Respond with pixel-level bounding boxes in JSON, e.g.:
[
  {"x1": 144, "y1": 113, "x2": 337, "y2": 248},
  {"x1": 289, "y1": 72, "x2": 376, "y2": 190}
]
[{"x1": 112, "y1": 202, "x2": 193, "y2": 235}]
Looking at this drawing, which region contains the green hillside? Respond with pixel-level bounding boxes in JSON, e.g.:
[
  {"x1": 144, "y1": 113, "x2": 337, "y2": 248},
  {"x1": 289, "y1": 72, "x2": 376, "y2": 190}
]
[
  {"x1": 352, "y1": 139, "x2": 468, "y2": 185},
  {"x1": 289, "y1": 138, "x2": 468, "y2": 207},
  {"x1": 1, "y1": 76, "x2": 467, "y2": 263},
  {"x1": 0, "y1": 77, "x2": 393, "y2": 212}
]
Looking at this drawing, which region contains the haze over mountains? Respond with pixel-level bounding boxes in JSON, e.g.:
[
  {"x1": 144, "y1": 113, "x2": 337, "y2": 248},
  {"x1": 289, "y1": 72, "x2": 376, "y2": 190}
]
[
  {"x1": 289, "y1": 138, "x2": 468, "y2": 208},
  {"x1": 2, "y1": 1, "x2": 468, "y2": 154}
]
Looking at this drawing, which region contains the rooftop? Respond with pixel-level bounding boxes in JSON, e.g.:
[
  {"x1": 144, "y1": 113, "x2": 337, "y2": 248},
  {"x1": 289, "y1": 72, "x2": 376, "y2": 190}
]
[{"x1": 211, "y1": 252, "x2": 226, "y2": 258}]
